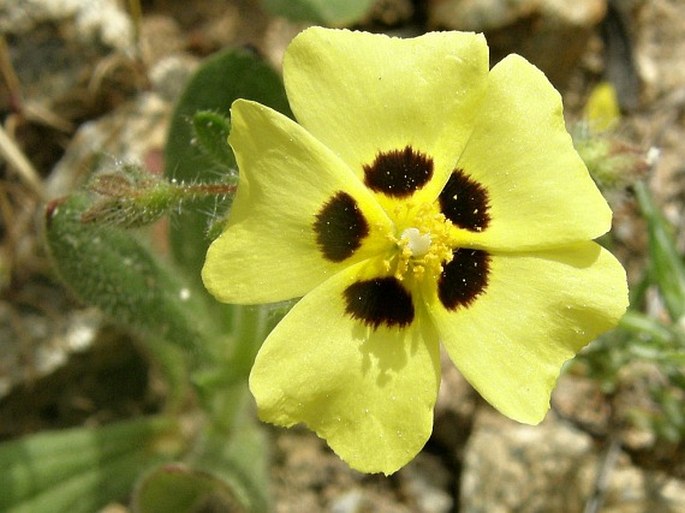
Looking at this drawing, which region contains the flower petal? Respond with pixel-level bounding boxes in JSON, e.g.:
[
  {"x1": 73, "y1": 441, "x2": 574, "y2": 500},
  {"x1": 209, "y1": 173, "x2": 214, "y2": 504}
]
[
  {"x1": 249, "y1": 261, "x2": 441, "y2": 474},
  {"x1": 283, "y1": 28, "x2": 489, "y2": 203},
  {"x1": 202, "y1": 100, "x2": 393, "y2": 304},
  {"x1": 425, "y1": 242, "x2": 628, "y2": 424},
  {"x1": 453, "y1": 55, "x2": 612, "y2": 250}
]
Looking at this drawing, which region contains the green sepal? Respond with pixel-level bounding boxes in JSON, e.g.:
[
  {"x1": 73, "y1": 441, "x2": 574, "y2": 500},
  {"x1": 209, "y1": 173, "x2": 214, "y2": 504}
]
[
  {"x1": 45, "y1": 193, "x2": 220, "y2": 362},
  {"x1": 260, "y1": 0, "x2": 375, "y2": 25},
  {"x1": 81, "y1": 164, "x2": 181, "y2": 228},
  {"x1": 572, "y1": 123, "x2": 647, "y2": 191},
  {"x1": 0, "y1": 416, "x2": 181, "y2": 513}
]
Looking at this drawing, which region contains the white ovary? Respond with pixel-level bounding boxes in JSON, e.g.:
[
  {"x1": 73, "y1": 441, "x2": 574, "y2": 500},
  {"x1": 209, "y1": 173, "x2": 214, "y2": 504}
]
[{"x1": 400, "y1": 227, "x2": 432, "y2": 257}]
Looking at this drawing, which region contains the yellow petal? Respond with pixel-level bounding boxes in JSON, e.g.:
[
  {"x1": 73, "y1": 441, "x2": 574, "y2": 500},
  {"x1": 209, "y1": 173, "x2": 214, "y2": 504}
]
[
  {"x1": 283, "y1": 27, "x2": 489, "y2": 204},
  {"x1": 584, "y1": 81, "x2": 620, "y2": 131},
  {"x1": 454, "y1": 55, "x2": 612, "y2": 250},
  {"x1": 202, "y1": 100, "x2": 392, "y2": 304},
  {"x1": 249, "y1": 261, "x2": 441, "y2": 474},
  {"x1": 425, "y1": 242, "x2": 628, "y2": 423}
]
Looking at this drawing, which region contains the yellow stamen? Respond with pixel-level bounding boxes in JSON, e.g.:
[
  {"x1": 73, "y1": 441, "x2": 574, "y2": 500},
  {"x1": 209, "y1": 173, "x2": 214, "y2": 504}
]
[{"x1": 386, "y1": 202, "x2": 456, "y2": 281}]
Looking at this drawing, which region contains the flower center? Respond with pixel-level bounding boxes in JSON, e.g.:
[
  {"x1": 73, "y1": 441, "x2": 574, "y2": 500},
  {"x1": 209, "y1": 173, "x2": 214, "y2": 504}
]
[
  {"x1": 387, "y1": 203, "x2": 456, "y2": 281},
  {"x1": 400, "y1": 227, "x2": 431, "y2": 257}
]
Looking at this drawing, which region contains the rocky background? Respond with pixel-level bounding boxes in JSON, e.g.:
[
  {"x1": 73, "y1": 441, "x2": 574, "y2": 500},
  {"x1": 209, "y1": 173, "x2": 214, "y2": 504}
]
[{"x1": 1, "y1": 0, "x2": 684, "y2": 512}]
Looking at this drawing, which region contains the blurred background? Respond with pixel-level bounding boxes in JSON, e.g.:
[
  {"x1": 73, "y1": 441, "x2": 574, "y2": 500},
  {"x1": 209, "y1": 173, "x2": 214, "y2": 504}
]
[{"x1": 1, "y1": 1, "x2": 684, "y2": 512}]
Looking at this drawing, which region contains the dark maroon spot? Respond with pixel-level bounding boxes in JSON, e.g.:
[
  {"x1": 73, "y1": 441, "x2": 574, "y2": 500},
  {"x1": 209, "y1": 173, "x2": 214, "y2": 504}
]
[
  {"x1": 363, "y1": 146, "x2": 433, "y2": 198},
  {"x1": 438, "y1": 169, "x2": 491, "y2": 232},
  {"x1": 344, "y1": 277, "x2": 414, "y2": 329},
  {"x1": 45, "y1": 197, "x2": 67, "y2": 227},
  {"x1": 438, "y1": 249, "x2": 490, "y2": 310},
  {"x1": 313, "y1": 192, "x2": 369, "y2": 262}
]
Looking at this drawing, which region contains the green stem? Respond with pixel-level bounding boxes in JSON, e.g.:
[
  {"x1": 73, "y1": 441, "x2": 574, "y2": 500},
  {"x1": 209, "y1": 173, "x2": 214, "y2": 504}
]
[
  {"x1": 199, "y1": 305, "x2": 275, "y2": 434},
  {"x1": 230, "y1": 306, "x2": 271, "y2": 378}
]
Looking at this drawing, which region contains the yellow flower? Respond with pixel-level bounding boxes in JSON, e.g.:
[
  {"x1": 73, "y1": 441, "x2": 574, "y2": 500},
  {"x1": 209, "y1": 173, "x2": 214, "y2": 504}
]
[{"x1": 202, "y1": 28, "x2": 628, "y2": 474}]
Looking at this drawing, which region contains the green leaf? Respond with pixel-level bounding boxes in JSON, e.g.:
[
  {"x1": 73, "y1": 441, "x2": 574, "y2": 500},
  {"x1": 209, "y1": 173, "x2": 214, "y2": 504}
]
[
  {"x1": 260, "y1": 0, "x2": 375, "y2": 25},
  {"x1": 45, "y1": 193, "x2": 220, "y2": 363},
  {"x1": 164, "y1": 48, "x2": 290, "y2": 298},
  {"x1": 191, "y1": 111, "x2": 234, "y2": 172},
  {"x1": 133, "y1": 464, "x2": 246, "y2": 513},
  {"x1": 133, "y1": 421, "x2": 270, "y2": 513},
  {"x1": 634, "y1": 181, "x2": 685, "y2": 320},
  {"x1": 0, "y1": 416, "x2": 180, "y2": 513},
  {"x1": 618, "y1": 310, "x2": 678, "y2": 346},
  {"x1": 191, "y1": 424, "x2": 271, "y2": 513}
]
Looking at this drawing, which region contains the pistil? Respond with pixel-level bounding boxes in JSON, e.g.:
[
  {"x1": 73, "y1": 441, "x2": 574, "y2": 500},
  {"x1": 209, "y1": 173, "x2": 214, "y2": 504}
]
[{"x1": 387, "y1": 203, "x2": 456, "y2": 281}]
